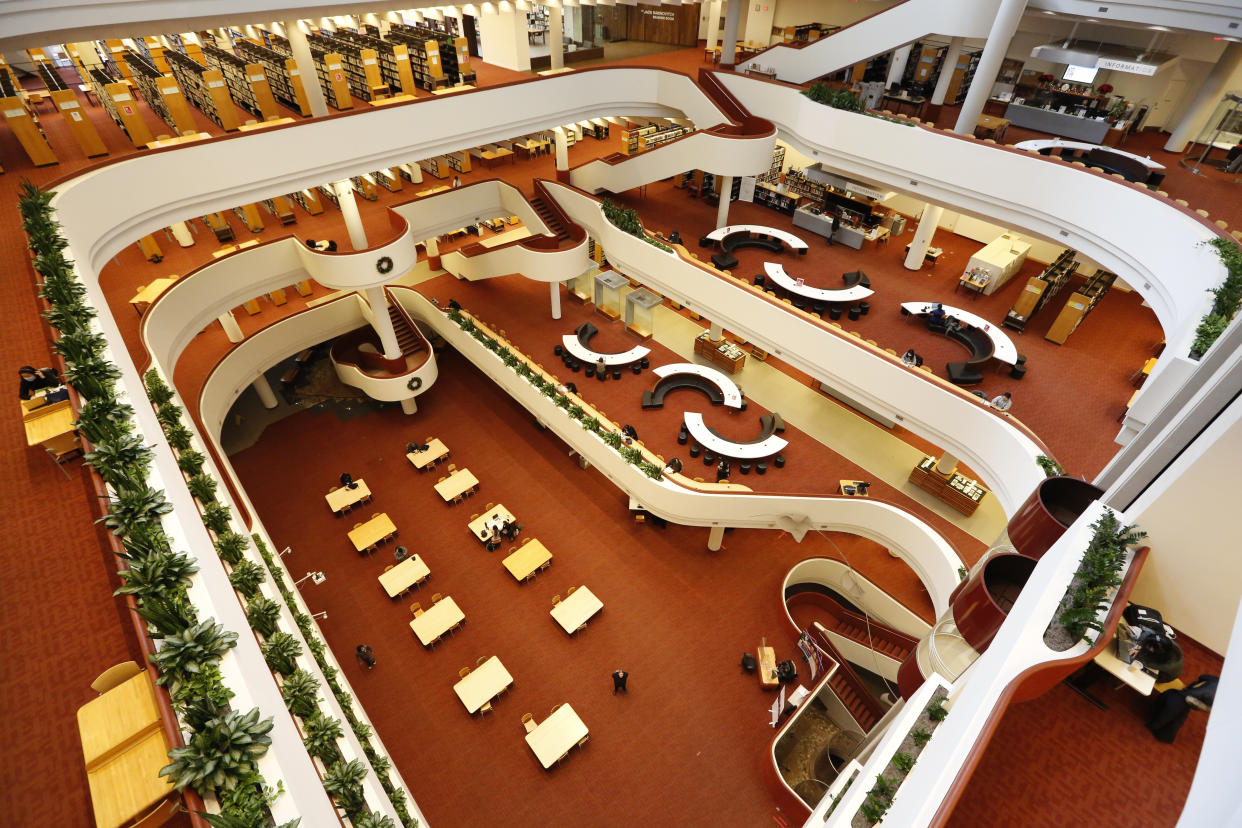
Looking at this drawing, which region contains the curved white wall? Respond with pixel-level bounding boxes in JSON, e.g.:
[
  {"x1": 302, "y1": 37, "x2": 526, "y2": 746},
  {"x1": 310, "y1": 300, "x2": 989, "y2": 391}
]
[
  {"x1": 294, "y1": 218, "x2": 418, "y2": 290},
  {"x1": 390, "y1": 179, "x2": 551, "y2": 243},
  {"x1": 783, "y1": 558, "x2": 933, "y2": 638},
  {"x1": 333, "y1": 351, "x2": 439, "y2": 402},
  {"x1": 441, "y1": 237, "x2": 590, "y2": 283},
  {"x1": 570, "y1": 128, "x2": 777, "y2": 194}
]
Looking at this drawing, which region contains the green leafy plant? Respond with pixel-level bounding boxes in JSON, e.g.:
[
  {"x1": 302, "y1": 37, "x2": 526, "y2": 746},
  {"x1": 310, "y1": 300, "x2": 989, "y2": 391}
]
[
  {"x1": 302, "y1": 710, "x2": 345, "y2": 764},
  {"x1": 1036, "y1": 455, "x2": 1065, "y2": 477},
  {"x1": 261, "y1": 631, "x2": 303, "y2": 676},
  {"x1": 911, "y1": 728, "x2": 931, "y2": 747},
  {"x1": 619, "y1": 446, "x2": 643, "y2": 465},
  {"x1": 188, "y1": 473, "x2": 219, "y2": 504},
  {"x1": 215, "y1": 532, "x2": 250, "y2": 566},
  {"x1": 164, "y1": 422, "x2": 194, "y2": 451},
  {"x1": 43, "y1": 301, "x2": 97, "y2": 336},
  {"x1": 601, "y1": 430, "x2": 623, "y2": 450},
  {"x1": 75, "y1": 396, "x2": 135, "y2": 444},
  {"x1": 1191, "y1": 238, "x2": 1242, "y2": 359},
  {"x1": 134, "y1": 591, "x2": 197, "y2": 637},
  {"x1": 151, "y1": 620, "x2": 238, "y2": 691},
  {"x1": 145, "y1": 369, "x2": 175, "y2": 404},
  {"x1": 642, "y1": 462, "x2": 664, "y2": 479},
  {"x1": 891, "y1": 752, "x2": 915, "y2": 774},
  {"x1": 582, "y1": 416, "x2": 601, "y2": 433},
  {"x1": 228, "y1": 559, "x2": 266, "y2": 598},
  {"x1": 322, "y1": 759, "x2": 369, "y2": 818},
  {"x1": 84, "y1": 434, "x2": 154, "y2": 488},
  {"x1": 63, "y1": 356, "x2": 122, "y2": 400},
  {"x1": 957, "y1": 566, "x2": 968, "y2": 581},
  {"x1": 1057, "y1": 508, "x2": 1146, "y2": 640},
  {"x1": 567, "y1": 404, "x2": 584, "y2": 420},
  {"x1": 115, "y1": 549, "x2": 199, "y2": 598},
  {"x1": 927, "y1": 698, "x2": 948, "y2": 722},
  {"x1": 802, "y1": 81, "x2": 866, "y2": 112},
  {"x1": 156, "y1": 400, "x2": 184, "y2": 428},
  {"x1": 177, "y1": 448, "x2": 207, "y2": 476},
  {"x1": 246, "y1": 596, "x2": 282, "y2": 638},
  {"x1": 160, "y1": 707, "x2": 274, "y2": 795},
  {"x1": 97, "y1": 484, "x2": 173, "y2": 537},
  {"x1": 171, "y1": 661, "x2": 234, "y2": 712},
  {"x1": 203, "y1": 502, "x2": 234, "y2": 535},
  {"x1": 353, "y1": 813, "x2": 396, "y2": 828},
  {"x1": 53, "y1": 329, "x2": 107, "y2": 365},
  {"x1": 1191, "y1": 314, "x2": 1229, "y2": 359},
  {"x1": 281, "y1": 669, "x2": 321, "y2": 718}
]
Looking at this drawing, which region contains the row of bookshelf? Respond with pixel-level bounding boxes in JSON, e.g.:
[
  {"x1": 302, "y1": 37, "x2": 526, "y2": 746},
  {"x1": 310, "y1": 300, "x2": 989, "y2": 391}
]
[
  {"x1": 308, "y1": 32, "x2": 376, "y2": 101},
  {"x1": 330, "y1": 29, "x2": 406, "y2": 93},
  {"x1": 164, "y1": 49, "x2": 229, "y2": 129},
  {"x1": 235, "y1": 39, "x2": 306, "y2": 114},
  {"x1": 87, "y1": 67, "x2": 127, "y2": 135},
  {"x1": 620, "y1": 122, "x2": 692, "y2": 155},
  {"x1": 202, "y1": 44, "x2": 263, "y2": 118},
  {"x1": 756, "y1": 144, "x2": 785, "y2": 185},
  {"x1": 122, "y1": 51, "x2": 177, "y2": 133}
]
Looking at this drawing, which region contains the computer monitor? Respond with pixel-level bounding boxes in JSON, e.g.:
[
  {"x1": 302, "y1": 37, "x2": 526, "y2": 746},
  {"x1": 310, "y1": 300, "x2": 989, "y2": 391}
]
[{"x1": 1062, "y1": 64, "x2": 1099, "y2": 84}]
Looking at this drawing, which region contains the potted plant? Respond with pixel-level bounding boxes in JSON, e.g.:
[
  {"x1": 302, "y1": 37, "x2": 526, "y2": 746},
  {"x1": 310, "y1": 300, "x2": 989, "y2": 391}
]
[
  {"x1": 150, "y1": 620, "x2": 239, "y2": 693},
  {"x1": 322, "y1": 759, "x2": 369, "y2": 818},
  {"x1": 159, "y1": 707, "x2": 274, "y2": 795},
  {"x1": 228, "y1": 559, "x2": 266, "y2": 598},
  {"x1": 280, "y1": 669, "x2": 321, "y2": 718},
  {"x1": 260, "y1": 631, "x2": 303, "y2": 676},
  {"x1": 246, "y1": 596, "x2": 282, "y2": 637},
  {"x1": 302, "y1": 710, "x2": 345, "y2": 764}
]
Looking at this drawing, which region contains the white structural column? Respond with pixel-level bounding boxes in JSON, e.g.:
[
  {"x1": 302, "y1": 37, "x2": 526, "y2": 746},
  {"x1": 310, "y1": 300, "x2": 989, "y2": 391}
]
[
  {"x1": 720, "y1": 0, "x2": 742, "y2": 68},
  {"x1": 169, "y1": 221, "x2": 193, "y2": 246},
  {"x1": 886, "y1": 44, "x2": 912, "y2": 90},
  {"x1": 364, "y1": 286, "x2": 403, "y2": 359},
  {"x1": 953, "y1": 0, "x2": 1028, "y2": 135},
  {"x1": 253, "y1": 373, "x2": 279, "y2": 409},
  {"x1": 218, "y1": 311, "x2": 244, "y2": 343},
  {"x1": 705, "y1": 0, "x2": 723, "y2": 52},
  {"x1": 478, "y1": 6, "x2": 532, "y2": 72},
  {"x1": 400, "y1": 397, "x2": 418, "y2": 415},
  {"x1": 710, "y1": 322, "x2": 724, "y2": 339},
  {"x1": 904, "y1": 204, "x2": 944, "y2": 270},
  {"x1": 1164, "y1": 42, "x2": 1242, "y2": 153},
  {"x1": 553, "y1": 127, "x2": 569, "y2": 172},
  {"x1": 548, "y1": 5, "x2": 564, "y2": 71},
  {"x1": 284, "y1": 21, "x2": 329, "y2": 117},
  {"x1": 935, "y1": 451, "x2": 958, "y2": 475},
  {"x1": 707, "y1": 525, "x2": 725, "y2": 551},
  {"x1": 930, "y1": 37, "x2": 965, "y2": 106},
  {"x1": 715, "y1": 175, "x2": 734, "y2": 227},
  {"x1": 334, "y1": 180, "x2": 369, "y2": 251},
  {"x1": 550, "y1": 281, "x2": 562, "y2": 320}
]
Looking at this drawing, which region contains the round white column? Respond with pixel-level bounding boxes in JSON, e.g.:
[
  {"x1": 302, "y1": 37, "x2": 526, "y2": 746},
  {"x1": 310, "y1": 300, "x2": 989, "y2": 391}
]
[
  {"x1": 283, "y1": 20, "x2": 330, "y2": 117},
  {"x1": 554, "y1": 127, "x2": 569, "y2": 171},
  {"x1": 707, "y1": 525, "x2": 726, "y2": 551},
  {"x1": 550, "y1": 281, "x2": 562, "y2": 320},
  {"x1": 930, "y1": 38, "x2": 964, "y2": 106},
  {"x1": 334, "y1": 180, "x2": 369, "y2": 251},
  {"x1": 720, "y1": 0, "x2": 742, "y2": 67},
  {"x1": 400, "y1": 397, "x2": 418, "y2": 415},
  {"x1": 705, "y1": 0, "x2": 722, "y2": 52},
  {"x1": 886, "y1": 44, "x2": 912, "y2": 89},
  {"x1": 218, "y1": 311, "x2": 244, "y2": 343},
  {"x1": 1164, "y1": 42, "x2": 1242, "y2": 153},
  {"x1": 953, "y1": 0, "x2": 1029, "y2": 136},
  {"x1": 253, "y1": 373, "x2": 279, "y2": 409},
  {"x1": 715, "y1": 175, "x2": 733, "y2": 228},
  {"x1": 548, "y1": 5, "x2": 564, "y2": 71},
  {"x1": 709, "y1": 322, "x2": 723, "y2": 339},
  {"x1": 904, "y1": 204, "x2": 943, "y2": 270}
]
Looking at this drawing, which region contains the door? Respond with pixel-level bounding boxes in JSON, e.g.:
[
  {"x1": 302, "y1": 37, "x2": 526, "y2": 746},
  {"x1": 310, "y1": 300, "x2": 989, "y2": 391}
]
[
  {"x1": 463, "y1": 15, "x2": 480, "y2": 58},
  {"x1": 1147, "y1": 77, "x2": 1187, "y2": 131}
]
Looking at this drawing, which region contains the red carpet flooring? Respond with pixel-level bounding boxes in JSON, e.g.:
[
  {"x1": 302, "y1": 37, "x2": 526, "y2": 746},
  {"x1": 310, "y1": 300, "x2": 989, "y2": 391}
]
[{"x1": 0, "y1": 44, "x2": 1227, "y2": 828}]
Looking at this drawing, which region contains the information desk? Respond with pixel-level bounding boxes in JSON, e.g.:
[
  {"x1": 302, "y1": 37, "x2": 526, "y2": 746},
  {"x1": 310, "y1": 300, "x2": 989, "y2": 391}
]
[
  {"x1": 966, "y1": 234, "x2": 1030, "y2": 295},
  {"x1": 407, "y1": 438, "x2": 449, "y2": 469},
  {"x1": 525, "y1": 703, "x2": 589, "y2": 768},
  {"x1": 550, "y1": 586, "x2": 603, "y2": 633},
  {"x1": 684, "y1": 411, "x2": 787, "y2": 460},
  {"x1": 653, "y1": 363, "x2": 743, "y2": 408},
  {"x1": 1004, "y1": 102, "x2": 1110, "y2": 143},
  {"x1": 561, "y1": 334, "x2": 650, "y2": 368},
  {"x1": 900, "y1": 302, "x2": 1018, "y2": 364},
  {"x1": 454, "y1": 656, "x2": 514, "y2": 713},
  {"x1": 907, "y1": 456, "x2": 988, "y2": 516},
  {"x1": 703, "y1": 224, "x2": 808, "y2": 252},
  {"x1": 325, "y1": 479, "x2": 372, "y2": 514},
  {"x1": 502, "y1": 539, "x2": 552, "y2": 581},
  {"x1": 77, "y1": 671, "x2": 175, "y2": 828},
  {"x1": 410, "y1": 596, "x2": 465, "y2": 645},
  {"x1": 764, "y1": 262, "x2": 873, "y2": 302},
  {"x1": 379, "y1": 554, "x2": 431, "y2": 597}
]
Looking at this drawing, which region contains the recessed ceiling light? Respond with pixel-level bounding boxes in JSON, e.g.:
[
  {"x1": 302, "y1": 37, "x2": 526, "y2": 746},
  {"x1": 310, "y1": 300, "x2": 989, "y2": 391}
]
[
  {"x1": 1147, "y1": 25, "x2": 1171, "y2": 31},
  {"x1": 1043, "y1": 9, "x2": 1056, "y2": 14}
]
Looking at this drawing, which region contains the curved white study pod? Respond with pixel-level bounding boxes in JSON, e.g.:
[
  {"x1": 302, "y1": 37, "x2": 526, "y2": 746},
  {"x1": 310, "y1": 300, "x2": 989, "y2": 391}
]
[
  {"x1": 782, "y1": 558, "x2": 933, "y2": 640},
  {"x1": 332, "y1": 347, "x2": 440, "y2": 403},
  {"x1": 543, "y1": 180, "x2": 1047, "y2": 516},
  {"x1": 391, "y1": 288, "x2": 965, "y2": 615},
  {"x1": 293, "y1": 215, "x2": 419, "y2": 290}
]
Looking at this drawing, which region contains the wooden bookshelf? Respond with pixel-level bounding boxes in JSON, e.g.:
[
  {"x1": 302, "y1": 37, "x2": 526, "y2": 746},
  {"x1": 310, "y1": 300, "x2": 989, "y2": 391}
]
[
  {"x1": 0, "y1": 71, "x2": 58, "y2": 166},
  {"x1": 419, "y1": 156, "x2": 450, "y2": 179},
  {"x1": 288, "y1": 189, "x2": 323, "y2": 216},
  {"x1": 908, "y1": 456, "x2": 987, "y2": 516},
  {"x1": 620, "y1": 122, "x2": 691, "y2": 155},
  {"x1": 351, "y1": 175, "x2": 378, "y2": 201},
  {"x1": 202, "y1": 44, "x2": 263, "y2": 119},
  {"x1": 234, "y1": 204, "x2": 264, "y2": 233},
  {"x1": 165, "y1": 49, "x2": 240, "y2": 130},
  {"x1": 235, "y1": 39, "x2": 308, "y2": 115}
]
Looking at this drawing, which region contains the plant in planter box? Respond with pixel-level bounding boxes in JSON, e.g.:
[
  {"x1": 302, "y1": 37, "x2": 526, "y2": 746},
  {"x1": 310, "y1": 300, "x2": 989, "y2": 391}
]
[
  {"x1": 927, "y1": 698, "x2": 948, "y2": 721},
  {"x1": 619, "y1": 446, "x2": 643, "y2": 465},
  {"x1": 642, "y1": 462, "x2": 663, "y2": 479},
  {"x1": 1056, "y1": 508, "x2": 1146, "y2": 641},
  {"x1": 177, "y1": 448, "x2": 206, "y2": 476},
  {"x1": 145, "y1": 369, "x2": 175, "y2": 405},
  {"x1": 228, "y1": 559, "x2": 266, "y2": 599},
  {"x1": 260, "y1": 631, "x2": 303, "y2": 676},
  {"x1": 553, "y1": 394, "x2": 571, "y2": 409},
  {"x1": 171, "y1": 662, "x2": 233, "y2": 714},
  {"x1": 202, "y1": 771, "x2": 299, "y2": 828},
  {"x1": 601, "y1": 430, "x2": 623, "y2": 450},
  {"x1": 160, "y1": 707, "x2": 274, "y2": 794},
  {"x1": 322, "y1": 759, "x2": 369, "y2": 818},
  {"x1": 502, "y1": 352, "x2": 519, "y2": 368},
  {"x1": 911, "y1": 728, "x2": 931, "y2": 747},
  {"x1": 115, "y1": 549, "x2": 199, "y2": 598},
  {"x1": 203, "y1": 502, "x2": 234, "y2": 535},
  {"x1": 568, "y1": 404, "x2": 584, "y2": 420},
  {"x1": 164, "y1": 422, "x2": 194, "y2": 451},
  {"x1": 84, "y1": 434, "x2": 154, "y2": 488},
  {"x1": 135, "y1": 591, "x2": 197, "y2": 637},
  {"x1": 39, "y1": 273, "x2": 88, "y2": 307},
  {"x1": 515, "y1": 362, "x2": 532, "y2": 379},
  {"x1": 582, "y1": 416, "x2": 601, "y2": 433},
  {"x1": 64, "y1": 356, "x2": 122, "y2": 400},
  {"x1": 188, "y1": 473, "x2": 218, "y2": 504},
  {"x1": 156, "y1": 401, "x2": 184, "y2": 429},
  {"x1": 98, "y1": 484, "x2": 173, "y2": 536},
  {"x1": 53, "y1": 329, "x2": 106, "y2": 365},
  {"x1": 352, "y1": 812, "x2": 397, "y2": 828},
  {"x1": 302, "y1": 709, "x2": 345, "y2": 764},
  {"x1": 43, "y1": 302, "x2": 97, "y2": 336},
  {"x1": 1191, "y1": 315, "x2": 1229, "y2": 359},
  {"x1": 280, "y1": 669, "x2": 321, "y2": 718},
  {"x1": 246, "y1": 596, "x2": 282, "y2": 637},
  {"x1": 151, "y1": 619, "x2": 238, "y2": 691},
  {"x1": 76, "y1": 396, "x2": 135, "y2": 445},
  {"x1": 891, "y1": 752, "x2": 915, "y2": 774},
  {"x1": 1035, "y1": 455, "x2": 1064, "y2": 477},
  {"x1": 214, "y1": 532, "x2": 250, "y2": 566}
]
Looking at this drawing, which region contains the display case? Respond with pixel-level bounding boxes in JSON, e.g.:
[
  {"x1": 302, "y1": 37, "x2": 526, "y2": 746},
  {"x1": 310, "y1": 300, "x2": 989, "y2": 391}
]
[
  {"x1": 624, "y1": 288, "x2": 662, "y2": 339},
  {"x1": 694, "y1": 332, "x2": 746, "y2": 374},
  {"x1": 593, "y1": 270, "x2": 628, "y2": 320},
  {"x1": 908, "y1": 456, "x2": 988, "y2": 516}
]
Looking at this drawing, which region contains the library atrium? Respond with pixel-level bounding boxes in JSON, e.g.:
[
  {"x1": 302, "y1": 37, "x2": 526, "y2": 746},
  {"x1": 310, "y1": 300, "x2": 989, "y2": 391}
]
[{"x1": 2, "y1": 0, "x2": 1241, "y2": 826}]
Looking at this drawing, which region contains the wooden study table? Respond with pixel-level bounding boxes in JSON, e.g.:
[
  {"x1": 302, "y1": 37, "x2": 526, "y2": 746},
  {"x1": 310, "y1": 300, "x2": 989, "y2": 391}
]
[
  {"x1": 502, "y1": 540, "x2": 552, "y2": 581},
  {"x1": 477, "y1": 147, "x2": 515, "y2": 167},
  {"x1": 378, "y1": 554, "x2": 430, "y2": 597},
  {"x1": 129, "y1": 277, "x2": 178, "y2": 314},
  {"x1": 974, "y1": 114, "x2": 1010, "y2": 141},
  {"x1": 525, "y1": 704, "x2": 589, "y2": 768},
  {"x1": 145, "y1": 131, "x2": 210, "y2": 149},
  {"x1": 453, "y1": 656, "x2": 513, "y2": 713},
  {"x1": 349, "y1": 513, "x2": 396, "y2": 552},
  {"x1": 514, "y1": 138, "x2": 550, "y2": 159},
  {"x1": 407, "y1": 438, "x2": 449, "y2": 470},
  {"x1": 479, "y1": 226, "x2": 532, "y2": 248},
  {"x1": 211, "y1": 239, "x2": 260, "y2": 258},
  {"x1": 431, "y1": 84, "x2": 475, "y2": 96},
  {"x1": 435, "y1": 469, "x2": 478, "y2": 502},
  {"x1": 757, "y1": 646, "x2": 779, "y2": 687},
  {"x1": 77, "y1": 672, "x2": 175, "y2": 828},
  {"x1": 23, "y1": 397, "x2": 76, "y2": 448},
  {"x1": 325, "y1": 479, "x2": 371, "y2": 514},
  {"x1": 237, "y1": 117, "x2": 295, "y2": 131},
  {"x1": 550, "y1": 586, "x2": 603, "y2": 633},
  {"x1": 409, "y1": 596, "x2": 465, "y2": 646},
  {"x1": 469, "y1": 504, "x2": 516, "y2": 542},
  {"x1": 838, "y1": 480, "x2": 870, "y2": 496}
]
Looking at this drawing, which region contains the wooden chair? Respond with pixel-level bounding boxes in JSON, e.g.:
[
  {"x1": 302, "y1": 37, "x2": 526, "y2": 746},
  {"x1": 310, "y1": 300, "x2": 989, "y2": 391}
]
[
  {"x1": 1215, "y1": 220, "x2": 1229, "y2": 231},
  {"x1": 477, "y1": 656, "x2": 488, "y2": 667},
  {"x1": 508, "y1": 546, "x2": 518, "y2": 555},
  {"x1": 567, "y1": 585, "x2": 578, "y2": 596},
  {"x1": 1175, "y1": 198, "x2": 1190, "y2": 207},
  {"x1": 353, "y1": 522, "x2": 363, "y2": 530},
  {"x1": 328, "y1": 485, "x2": 338, "y2": 493},
  {"x1": 575, "y1": 622, "x2": 587, "y2": 634},
  {"x1": 383, "y1": 565, "x2": 393, "y2": 572},
  {"x1": 577, "y1": 734, "x2": 589, "y2": 748},
  {"x1": 431, "y1": 592, "x2": 443, "y2": 604},
  {"x1": 551, "y1": 703, "x2": 563, "y2": 715},
  {"x1": 459, "y1": 667, "x2": 471, "y2": 678},
  {"x1": 484, "y1": 502, "x2": 495, "y2": 512},
  {"x1": 552, "y1": 594, "x2": 562, "y2": 605},
  {"x1": 479, "y1": 701, "x2": 493, "y2": 715},
  {"x1": 470, "y1": 513, "x2": 480, "y2": 522},
  {"x1": 447, "y1": 463, "x2": 457, "y2": 473},
  {"x1": 91, "y1": 661, "x2": 142, "y2": 694},
  {"x1": 425, "y1": 436, "x2": 435, "y2": 445},
  {"x1": 371, "y1": 512, "x2": 381, "y2": 522},
  {"x1": 438, "y1": 476, "x2": 447, "y2": 483},
  {"x1": 409, "y1": 602, "x2": 423, "y2": 617},
  {"x1": 520, "y1": 537, "x2": 531, "y2": 546},
  {"x1": 522, "y1": 713, "x2": 536, "y2": 733},
  {"x1": 1196, "y1": 208, "x2": 1210, "y2": 218}
]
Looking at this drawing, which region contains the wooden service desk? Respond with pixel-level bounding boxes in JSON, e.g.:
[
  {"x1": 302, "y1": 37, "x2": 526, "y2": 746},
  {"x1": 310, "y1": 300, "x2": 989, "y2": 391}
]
[
  {"x1": 407, "y1": 438, "x2": 449, "y2": 469},
  {"x1": 525, "y1": 704, "x2": 589, "y2": 768},
  {"x1": 454, "y1": 656, "x2": 513, "y2": 713},
  {"x1": 77, "y1": 672, "x2": 175, "y2": 828},
  {"x1": 379, "y1": 554, "x2": 430, "y2": 597},
  {"x1": 502, "y1": 540, "x2": 552, "y2": 581},
  {"x1": 435, "y1": 469, "x2": 478, "y2": 502},
  {"x1": 349, "y1": 513, "x2": 396, "y2": 551},
  {"x1": 325, "y1": 479, "x2": 371, "y2": 514}
]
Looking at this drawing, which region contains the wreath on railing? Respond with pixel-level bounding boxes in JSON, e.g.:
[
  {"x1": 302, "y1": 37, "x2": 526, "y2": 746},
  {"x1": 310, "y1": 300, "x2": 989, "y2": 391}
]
[
  {"x1": 406, "y1": 376, "x2": 423, "y2": 391},
  {"x1": 376, "y1": 256, "x2": 394, "y2": 275}
]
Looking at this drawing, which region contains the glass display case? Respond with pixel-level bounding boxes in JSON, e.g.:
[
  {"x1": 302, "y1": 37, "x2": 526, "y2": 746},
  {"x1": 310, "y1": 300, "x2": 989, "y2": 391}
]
[
  {"x1": 1186, "y1": 91, "x2": 1242, "y2": 173},
  {"x1": 624, "y1": 288, "x2": 661, "y2": 339},
  {"x1": 593, "y1": 269, "x2": 628, "y2": 320}
]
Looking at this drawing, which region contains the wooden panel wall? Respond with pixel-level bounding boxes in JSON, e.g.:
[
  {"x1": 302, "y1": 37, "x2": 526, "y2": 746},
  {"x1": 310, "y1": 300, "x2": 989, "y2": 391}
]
[{"x1": 626, "y1": 4, "x2": 700, "y2": 46}]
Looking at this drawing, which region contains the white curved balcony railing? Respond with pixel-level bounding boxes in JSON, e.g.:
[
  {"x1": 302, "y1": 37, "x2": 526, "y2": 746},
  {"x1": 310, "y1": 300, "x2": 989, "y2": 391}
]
[
  {"x1": 542, "y1": 180, "x2": 1048, "y2": 516},
  {"x1": 782, "y1": 558, "x2": 932, "y2": 639},
  {"x1": 390, "y1": 179, "x2": 551, "y2": 244},
  {"x1": 293, "y1": 212, "x2": 419, "y2": 291},
  {"x1": 570, "y1": 126, "x2": 776, "y2": 195},
  {"x1": 331, "y1": 343, "x2": 440, "y2": 403}
]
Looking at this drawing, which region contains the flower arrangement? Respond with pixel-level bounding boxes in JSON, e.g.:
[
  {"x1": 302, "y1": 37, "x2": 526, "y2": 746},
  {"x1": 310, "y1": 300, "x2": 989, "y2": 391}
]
[
  {"x1": 1097, "y1": 83, "x2": 1114, "y2": 95},
  {"x1": 1038, "y1": 73, "x2": 1054, "y2": 84}
]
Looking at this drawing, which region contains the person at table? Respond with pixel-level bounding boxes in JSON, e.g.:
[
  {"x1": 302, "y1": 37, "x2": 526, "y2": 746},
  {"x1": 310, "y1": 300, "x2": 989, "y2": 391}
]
[
  {"x1": 1148, "y1": 674, "x2": 1217, "y2": 744},
  {"x1": 501, "y1": 520, "x2": 521, "y2": 542},
  {"x1": 716, "y1": 458, "x2": 731, "y2": 483},
  {"x1": 595, "y1": 356, "x2": 607, "y2": 376},
  {"x1": 451, "y1": 175, "x2": 462, "y2": 189},
  {"x1": 394, "y1": 546, "x2": 409, "y2": 562},
  {"x1": 340, "y1": 472, "x2": 359, "y2": 490},
  {"x1": 406, "y1": 441, "x2": 430, "y2": 454},
  {"x1": 18, "y1": 365, "x2": 61, "y2": 400},
  {"x1": 664, "y1": 457, "x2": 683, "y2": 474},
  {"x1": 901, "y1": 349, "x2": 923, "y2": 368},
  {"x1": 989, "y1": 392, "x2": 1013, "y2": 412}
]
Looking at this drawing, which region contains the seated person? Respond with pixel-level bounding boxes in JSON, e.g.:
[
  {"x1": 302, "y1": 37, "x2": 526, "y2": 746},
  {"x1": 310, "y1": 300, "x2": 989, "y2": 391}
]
[
  {"x1": 394, "y1": 545, "x2": 410, "y2": 562},
  {"x1": 484, "y1": 535, "x2": 500, "y2": 552},
  {"x1": 447, "y1": 298, "x2": 462, "y2": 311},
  {"x1": 663, "y1": 457, "x2": 683, "y2": 474},
  {"x1": 621, "y1": 424, "x2": 639, "y2": 441},
  {"x1": 901, "y1": 349, "x2": 920, "y2": 367},
  {"x1": 928, "y1": 303, "x2": 947, "y2": 322},
  {"x1": 502, "y1": 520, "x2": 520, "y2": 542},
  {"x1": 340, "y1": 472, "x2": 358, "y2": 490},
  {"x1": 1148, "y1": 674, "x2": 1218, "y2": 744},
  {"x1": 990, "y1": 392, "x2": 1013, "y2": 412},
  {"x1": 18, "y1": 365, "x2": 61, "y2": 400},
  {"x1": 406, "y1": 441, "x2": 431, "y2": 454},
  {"x1": 1133, "y1": 627, "x2": 1184, "y2": 684},
  {"x1": 716, "y1": 458, "x2": 731, "y2": 482}
]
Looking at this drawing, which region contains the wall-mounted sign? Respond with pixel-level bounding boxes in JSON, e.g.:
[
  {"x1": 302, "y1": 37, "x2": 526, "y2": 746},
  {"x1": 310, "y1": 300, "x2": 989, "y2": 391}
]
[
  {"x1": 1095, "y1": 57, "x2": 1159, "y2": 76},
  {"x1": 642, "y1": 9, "x2": 677, "y2": 21}
]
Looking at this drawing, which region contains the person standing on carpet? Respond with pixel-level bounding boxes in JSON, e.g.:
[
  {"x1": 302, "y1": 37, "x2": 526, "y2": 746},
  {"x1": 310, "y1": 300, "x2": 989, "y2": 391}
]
[
  {"x1": 612, "y1": 669, "x2": 628, "y2": 694},
  {"x1": 356, "y1": 644, "x2": 376, "y2": 670}
]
